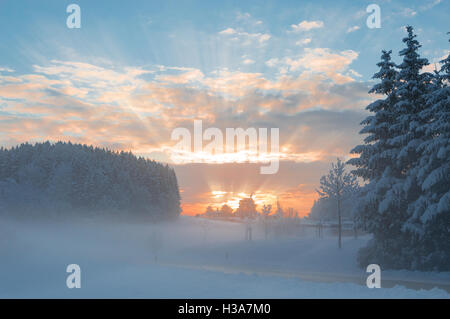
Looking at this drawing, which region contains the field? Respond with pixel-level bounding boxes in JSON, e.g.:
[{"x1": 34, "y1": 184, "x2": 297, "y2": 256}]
[{"x1": 0, "y1": 216, "x2": 449, "y2": 298}]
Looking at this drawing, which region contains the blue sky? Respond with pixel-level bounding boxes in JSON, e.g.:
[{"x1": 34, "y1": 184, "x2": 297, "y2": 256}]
[
  {"x1": 0, "y1": 0, "x2": 448, "y2": 77},
  {"x1": 0, "y1": 0, "x2": 448, "y2": 215}
]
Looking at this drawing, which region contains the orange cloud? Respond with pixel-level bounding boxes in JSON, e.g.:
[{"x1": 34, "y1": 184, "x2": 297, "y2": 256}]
[{"x1": 0, "y1": 58, "x2": 370, "y2": 220}]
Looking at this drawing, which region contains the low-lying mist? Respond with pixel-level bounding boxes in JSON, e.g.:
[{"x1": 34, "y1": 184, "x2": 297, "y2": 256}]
[{"x1": 1, "y1": 215, "x2": 448, "y2": 298}]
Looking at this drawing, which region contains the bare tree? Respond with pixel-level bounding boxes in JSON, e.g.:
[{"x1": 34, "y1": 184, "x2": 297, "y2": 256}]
[{"x1": 317, "y1": 158, "x2": 359, "y2": 248}]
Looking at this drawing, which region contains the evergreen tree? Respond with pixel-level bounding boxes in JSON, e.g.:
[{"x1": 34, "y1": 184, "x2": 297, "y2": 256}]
[
  {"x1": 0, "y1": 141, "x2": 181, "y2": 221},
  {"x1": 406, "y1": 33, "x2": 450, "y2": 270},
  {"x1": 378, "y1": 26, "x2": 431, "y2": 268},
  {"x1": 349, "y1": 50, "x2": 398, "y2": 180},
  {"x1": 349, "y1": 27, "x2": 448, "y2": 270}
]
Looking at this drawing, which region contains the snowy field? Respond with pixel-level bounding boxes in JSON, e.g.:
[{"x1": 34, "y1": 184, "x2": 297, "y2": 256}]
[{"x1": 0, "y1": 216, "x2": 449, "y2": 298}]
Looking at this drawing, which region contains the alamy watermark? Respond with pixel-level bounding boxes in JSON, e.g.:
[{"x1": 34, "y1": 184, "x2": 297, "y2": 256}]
[
  {"x1": 65, "y1": 4, "x2": 380, "y2": 30},
  {"x1": 66, "y1": 4, "x2": 81, "y2": 29},
  {"x1": 366, "y1": 4, "x2": 381, "y2": 29},
  {"x1": 66, "y1": 264, "x2": 81, "y2": 289},
  {"x1": 171, "y1": 120, "x2": 280, "y2": 174},
  {"x1": 366, "y1": 264, "x2": 381, "y2": 288}
]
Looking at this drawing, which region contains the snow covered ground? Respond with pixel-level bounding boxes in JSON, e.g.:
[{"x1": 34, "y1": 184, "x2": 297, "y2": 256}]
[{"x1": 0, "y1": 216, "x2": 449, "y2": 298}]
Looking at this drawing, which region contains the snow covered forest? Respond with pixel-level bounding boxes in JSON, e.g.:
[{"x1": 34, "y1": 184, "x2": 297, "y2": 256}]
[
  {"x1": 347, "y1": 27, "x2": 450, "y2": 271},
  {"x1": 0, "y1": 26, "x2": 448, "y2": 297},
  {"x1": 0, "y1": 141, "x2": 181, "y2": 220}
]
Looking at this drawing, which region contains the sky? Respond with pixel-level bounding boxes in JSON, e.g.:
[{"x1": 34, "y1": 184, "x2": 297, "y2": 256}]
[{"x1": 0, "y1": 0, "x2": 448, "y2": 216}]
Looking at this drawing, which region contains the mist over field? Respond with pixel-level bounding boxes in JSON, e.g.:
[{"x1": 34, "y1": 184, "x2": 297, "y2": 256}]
[{"x1": 1, "y1": 215, "x2": 449, "y2": 298}]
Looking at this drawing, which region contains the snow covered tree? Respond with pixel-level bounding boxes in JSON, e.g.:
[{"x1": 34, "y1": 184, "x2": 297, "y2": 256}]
[
  {"x1": 405, "y1": 33, "x2": 450, "y2": 270},
  {"x1": 0, "y1": 141, "x2": 181, "y2": 221},
  {"x1": 317, "y1": 158, "x2": 359, "y2": 248},
  {"x1": 348, "y1": 27, "x2": 449, "y2": 270},
  {"x1": 348, "y1": 47, "x2": 409, "y2": 267},
  {"x1": 363, "y1": 26, "x2": 432, "y2": 269},
  {"x1": 348, "y1": 50, "x2": 398, "y2": 180},
  {"x1": 390, "y1": 26, "x2": 431, "y2": 225}
]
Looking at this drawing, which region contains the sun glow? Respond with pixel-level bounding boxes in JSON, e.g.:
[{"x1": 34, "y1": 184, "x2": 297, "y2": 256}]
[{"x1": 208, "y1": 190, "x2": 279, "y2": 210}]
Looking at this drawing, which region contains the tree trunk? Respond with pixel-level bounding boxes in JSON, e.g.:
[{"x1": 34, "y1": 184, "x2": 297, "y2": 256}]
[{"x1": 338, "y1": 197, "x2": 342, "y2": 249}]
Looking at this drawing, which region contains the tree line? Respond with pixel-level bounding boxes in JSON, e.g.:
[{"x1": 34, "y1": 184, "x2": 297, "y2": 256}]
[{"x1": 0, "y1": 141, "x2": 181, "y2": 220}]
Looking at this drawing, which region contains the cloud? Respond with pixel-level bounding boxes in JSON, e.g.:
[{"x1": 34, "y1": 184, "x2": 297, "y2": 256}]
[
  {"x1": 348, "y1": 69, "x2": 362, "y2": 78},
  {"x1": 266, "y1": 48, "x2": 359, "y2": 84},
  {"x1": 422, "y1": 54, "x2": 449, "y2": 73},
  {"x1": 401, "y1": 8, "x2": 417, "y2": 17},
  {"x1": 295, "y1": 38, "x2": 312, "y2": 46},
  {"x1": 0, "y1": 67, "x2": 15, "y2": 73},
  {"x1": 236, "y1": 12, "x2": 251, "y2": 20},
  {"x1": 235, "y1": 12, "x2": 264, "y2": 26},
  {"x1": 0, "y1": 54, "x2": 370, "y2": 168},
  {"x1": 219, "y1": 28, "x2": 237, "y2": 35},
  {"x1": 346, "y1": 26, "x2": 360, "y2": 33},
  {"x1": 257, "y1": 34, "x2": 271, "y2": 43},
  {"x1": 290, "y1": 20, "x2": 324, "y2": 32},
  {"x1": 299, "y1": 49, "x2": 358, "y2": 73},
  {"x1": 0, "y1": 55, "x2": 375, "y2": 218},
  {"x1": 242, "y1": 58, "x2": 255, "y2": 65},
  {"x1": 265, "y1": 58, "x2": 280, "y2": 68},
  {"x1": 157, "y1": 68, "x2": 204, "y2": 84},
  {"x1": 218, "y1": 28, "x2": 271, "y2": 45}
]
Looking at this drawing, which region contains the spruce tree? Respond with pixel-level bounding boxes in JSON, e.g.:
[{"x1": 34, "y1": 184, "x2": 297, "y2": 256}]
[
  {"x1": 348, "y1": 49, "x2": 407, "y2": 268},
  {"x1": 349, "y1": 27, "x2": 439, "y2": 269},
  {"x1": 407, "y1": 33, "x2": 450, "y2": 270},
  {"x1": 349, "y1": 49, "x2": 398, "y2": 180}
]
